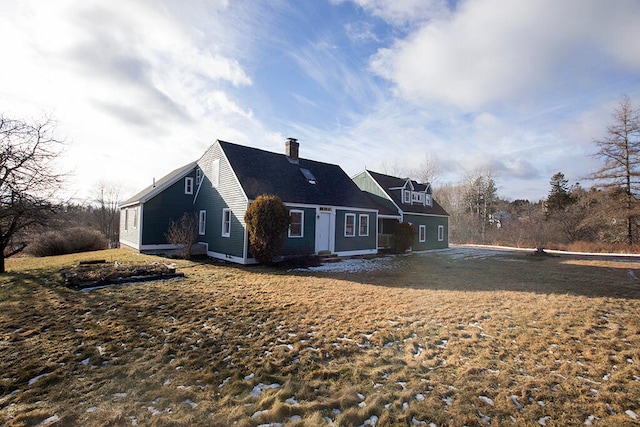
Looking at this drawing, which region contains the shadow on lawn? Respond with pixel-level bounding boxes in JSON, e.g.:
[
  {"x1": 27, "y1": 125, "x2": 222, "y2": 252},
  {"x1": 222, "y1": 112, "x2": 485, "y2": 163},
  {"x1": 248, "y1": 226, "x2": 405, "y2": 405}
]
[{"x1": 278, "y1": 250, "x2": 640, "y2": 300}]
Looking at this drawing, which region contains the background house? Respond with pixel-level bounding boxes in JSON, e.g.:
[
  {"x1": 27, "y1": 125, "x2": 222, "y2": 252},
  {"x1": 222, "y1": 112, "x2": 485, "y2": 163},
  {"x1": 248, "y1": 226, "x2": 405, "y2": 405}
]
[
  {"x1": 120, "y1": 139, "x2": 379, "y2": 264},
  {"x1": 352, "y1": 170, "x2": 450, "y2": 250}
]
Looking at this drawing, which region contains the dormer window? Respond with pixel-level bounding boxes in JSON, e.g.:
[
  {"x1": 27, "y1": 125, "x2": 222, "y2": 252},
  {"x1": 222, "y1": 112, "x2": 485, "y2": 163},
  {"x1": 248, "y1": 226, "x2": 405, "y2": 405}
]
[
  {"x1": 403, "y1": 190, "x2": 411, "y2": 204},
  {"x1": 425, "y1": 194, "x2": 432, "y2": 206},
  {"x1": 412, "y1": 192, "x2": 424, "y2": 204},
  {"x1": 195, "y1": 168, "x2": 202, "y2": 185}
]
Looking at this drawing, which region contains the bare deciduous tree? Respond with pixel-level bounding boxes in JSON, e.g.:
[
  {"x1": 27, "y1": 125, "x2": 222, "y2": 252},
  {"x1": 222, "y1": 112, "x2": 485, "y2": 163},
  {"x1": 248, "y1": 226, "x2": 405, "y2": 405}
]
[
  {"x1": 413, "y1": 154, "x2": 440, "y2": 185},
  {"x1": 0, "y1": 115, "x2": 65, "y2": 272},
  {"x1": 165, "y1": 213, "x2": 198, "y2": 259},
  {"x1": 590, "y1": 95, "x2": 640, "y2": 244},
  {"x1": 92, "y1": 180, "x2": 122, "y2": 247}
]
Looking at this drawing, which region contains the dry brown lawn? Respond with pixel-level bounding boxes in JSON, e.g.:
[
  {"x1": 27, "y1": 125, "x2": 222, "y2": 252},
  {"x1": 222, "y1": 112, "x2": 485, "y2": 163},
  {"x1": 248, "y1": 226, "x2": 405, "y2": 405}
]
[{"x1": 1, "y1": 247, "x2": 640, "y2": 426}]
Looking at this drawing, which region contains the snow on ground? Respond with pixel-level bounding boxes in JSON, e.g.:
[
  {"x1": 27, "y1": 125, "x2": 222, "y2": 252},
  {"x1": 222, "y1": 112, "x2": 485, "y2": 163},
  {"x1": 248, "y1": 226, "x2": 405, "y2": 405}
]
[
  {"x1": 294, "y1": 247, "x2": 509, "y2": 273},
  {"x1": 293, "y1": 244, "x2": 640, "y2": 274}
]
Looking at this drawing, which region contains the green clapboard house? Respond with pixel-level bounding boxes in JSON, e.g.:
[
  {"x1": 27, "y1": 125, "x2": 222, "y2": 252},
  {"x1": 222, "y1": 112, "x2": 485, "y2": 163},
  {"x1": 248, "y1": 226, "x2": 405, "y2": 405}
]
[
  {"x1": 351, "y1": 170, "x2": 450, "y2": 251},
  {"x1": 120, "y1": 139, "x2": 379, "y2": 264}
]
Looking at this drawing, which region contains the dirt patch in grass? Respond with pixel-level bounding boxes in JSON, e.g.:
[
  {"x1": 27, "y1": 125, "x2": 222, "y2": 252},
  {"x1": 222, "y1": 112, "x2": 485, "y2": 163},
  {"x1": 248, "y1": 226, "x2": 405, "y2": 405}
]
[{"x1": 1, "y1": 248, "x2": 640, "y2": 426}]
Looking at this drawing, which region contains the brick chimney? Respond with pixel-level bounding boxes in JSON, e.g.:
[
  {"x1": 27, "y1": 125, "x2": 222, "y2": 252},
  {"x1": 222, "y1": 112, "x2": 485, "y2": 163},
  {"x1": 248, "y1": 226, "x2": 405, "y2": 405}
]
[{"x1": 285, "y1": 138, "x2": 299, "y2": 162}]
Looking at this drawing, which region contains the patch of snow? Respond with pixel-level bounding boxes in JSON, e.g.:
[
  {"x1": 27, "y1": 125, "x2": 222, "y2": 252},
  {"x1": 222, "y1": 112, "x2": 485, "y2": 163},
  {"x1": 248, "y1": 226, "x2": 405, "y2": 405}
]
[
  {"x1": 584, "y1": 415, "x2": 598, "y2": 425},
  {"x1": 252, "y1": 410, "x2": 268, "y2": 419},
  {"x1": 478, "y1": 396, "x2": 494, "y2": 406},
  {"x1": 510, "y1": 395, "x2": 523, "y2": 410},
  {"x1": 80, "y1": 358, "x2": 90, "y2": 366},
  {"x1": 34, "y1": 415, "x2": 59, "y2": 426},
  {"x1": 112, "y1": 393, "x2": 127, "y2": 398},
  {"x1": 360, "y1": 415, "x2": 378, "y2": 426},
  {"x1": 250, "y1": 383, "x2": 281, "y2": 397},
  {"x1": 415, "y1": 394, "x2": 425, "y2": 401},
  {"x1": 86, "y1": 407, "x2": 97, "y2": 413},
  {"x1": 244, "y1": 373, "x2": 255, "y2": 381},
  {"x1": 443, "y1": 396, "x2": 453, "y2": 406},
  {"x1": 538, "y1": 416, "x2": 551, "y2": 426},
  {"x1": 29, "y1": 372, "x2": 52, "y2": 385},
  {"x1": 183, "y1": 399, "x2": 198, "y2": 408},
  {"x1": 294, "y1": 256, "x2": 399, "y2": 273},
  {"x1": 285, "y1": 397, "x2": 299, "y2": 405},
  {"x1": 627, "y1": 410, "x2": 639, "y2": 420},
  {"x1": 412, "y1": 417, "x2": 427, "y2": 425},
  {"x1": 403, "y1": 402, "x2": 410, "y2": 411},
  {"x1": 219, "y1": 377, "x2": 231, "y2": 388},
  {"x1": 148, "y1": 406, "x2": 162, "y2": 416},
  {"x1": 130, "y1": 416, "x2": 138, "y2": 426},
  {"x1": 357, "y1": 393, "x2": 365, "y2": 400},
  {"x1": 478, "y1": 411, "x2": 491, "y2": 425},
  {"x1": 437, "y1": 340, "x2": 448, "y2": 348}
]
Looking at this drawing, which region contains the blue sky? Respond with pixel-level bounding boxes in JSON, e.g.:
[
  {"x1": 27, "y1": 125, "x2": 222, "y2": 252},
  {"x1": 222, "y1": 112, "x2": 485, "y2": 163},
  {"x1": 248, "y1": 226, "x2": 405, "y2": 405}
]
[{"x1": 1, "y1": 0, "x2": 639, "y2": 202}]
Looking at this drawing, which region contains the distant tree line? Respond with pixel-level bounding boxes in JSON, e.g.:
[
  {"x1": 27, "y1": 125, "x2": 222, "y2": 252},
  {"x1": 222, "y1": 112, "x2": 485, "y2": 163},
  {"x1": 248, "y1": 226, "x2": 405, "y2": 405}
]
[{"x1": 386, "y1": 95, "x2": 640, "y2": 252}]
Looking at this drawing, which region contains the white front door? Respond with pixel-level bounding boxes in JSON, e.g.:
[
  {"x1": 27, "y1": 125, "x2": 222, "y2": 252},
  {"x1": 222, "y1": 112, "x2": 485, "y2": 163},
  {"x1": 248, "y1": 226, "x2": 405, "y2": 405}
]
[{"x1": 316, "y1": 211, "x2": 331, "y2": 252}]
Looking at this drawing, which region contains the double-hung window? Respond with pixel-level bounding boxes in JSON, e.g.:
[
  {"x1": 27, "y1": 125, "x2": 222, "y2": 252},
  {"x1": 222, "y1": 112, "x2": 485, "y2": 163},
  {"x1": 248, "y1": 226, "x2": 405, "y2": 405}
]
[
  {"x1": 222, "y1": 208, "x2": 231, "y2": 237},
  {"x1": 185, "y1": 177, "x2": 194, "y2": 195},
  {"x1": 344, "y1": 213, "x2": 356, "y2": 237},
  {"x1": 438, "y1": 225, "x2": 444, "y2": 241},
  {"x1": 359, "y1": 214, "x2": 369, "y2": 236},
  {"x1": 403, "y1": 190, "x2": 411, "y2": 204},
  {"x1": 198, "y1": 210, "x2": 206, "y2": 235},
  {"x1": 419, "y1": 225, "x2": 426, "y2": 242},
  {"x1": 289, "y1": 210, "x2": 304, "y2": 237}
]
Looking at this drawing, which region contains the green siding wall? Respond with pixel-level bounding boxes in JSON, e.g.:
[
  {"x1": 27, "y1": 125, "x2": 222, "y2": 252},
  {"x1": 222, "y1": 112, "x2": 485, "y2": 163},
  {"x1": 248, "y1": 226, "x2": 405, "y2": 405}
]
[
  {"x1": 352, "y1": 171, "x2": 388, "y2": 199},
  {"x1": 334, "y1": 210, "x2": 377, "y2": 252},
  {"x1": 141, "y1": 173, "x2": 197, "y2": 246},
  {"x1": 194, "y1": 143, "x2": 247, "y2": 259},
  {"x1": 404, "y1": 214, "x2": 449, "y2": 250},
  {"x1": 281, "y1": 207, "x2": 316, "y2": 255}
]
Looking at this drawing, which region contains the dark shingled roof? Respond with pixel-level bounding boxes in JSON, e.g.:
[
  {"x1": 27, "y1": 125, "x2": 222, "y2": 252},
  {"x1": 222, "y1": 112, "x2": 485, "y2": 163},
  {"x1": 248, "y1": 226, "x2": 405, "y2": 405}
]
[
  {"x1": 366, "y1": 170, "x2": 449, "y2": 216},
  {"x1": 219, "y1": 140, "x2": 378, "y2": 209}
]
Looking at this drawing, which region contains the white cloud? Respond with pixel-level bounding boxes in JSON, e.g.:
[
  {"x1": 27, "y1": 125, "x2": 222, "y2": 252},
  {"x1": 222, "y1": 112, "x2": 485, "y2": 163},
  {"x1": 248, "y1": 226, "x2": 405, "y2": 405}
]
[
  {"x1": 0, "y1": 0, "x2": 263, "y2": 200},
  {"x1": 341, "y1": 0, "x2": 450, "y2": 26},
  {"x1": 369, "y1": 0, "x2": 640, "y2": 110}
]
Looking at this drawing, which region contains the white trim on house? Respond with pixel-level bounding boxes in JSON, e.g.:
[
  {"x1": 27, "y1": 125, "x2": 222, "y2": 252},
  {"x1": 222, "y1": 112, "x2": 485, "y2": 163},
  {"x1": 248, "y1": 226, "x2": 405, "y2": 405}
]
[
  {"x1": 335, "y1": 248, "x2": 377, "y2": 257},
  {"x1": 185, "y1": 177, "x2": 194, "y2": 195},
  {"x1": 359, "y1": 213, "x2": 369, "y2": 236},
  {"x1": 419, "y1": 224, "x2": 426, "y2": 242},
  {"x1": 222, "y1": 208, "x2": 231, "y2": 237},
  {"x1": 288, "y1": 209, "x2": 304, "y2": 238},
  {"x1": 207, "y1": 250, "x2": 254, "y2": 265},
  {"x1": 438, "y1": 225, "x2": 444, "y2": 241},
  {"x1": 199, "y1": 210, "x2": 206, "y2": 235},
  {"x1": 344, "y1": 213, "x2": 356, "y2": 237}
]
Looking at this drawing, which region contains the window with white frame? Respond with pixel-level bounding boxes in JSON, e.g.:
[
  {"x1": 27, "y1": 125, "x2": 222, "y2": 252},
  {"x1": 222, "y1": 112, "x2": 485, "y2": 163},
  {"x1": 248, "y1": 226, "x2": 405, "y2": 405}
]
[
  {"x1": 185, "y1": 177, "x2": 194, "y2": 194},
  {"x1": 289, "y1": 210, "x2": 304, "y2": 237},
  {"x1": 344, "y1": 213, "x2": 356, "y2": 237},
  {"x1": 196, "y1": 168, "x2": 202, "y2": 185},
  {"x1": 211, "y1": 159, "x2": 220, "y2": 187},
  {"x1": 132, "y1": 207, "x2": 138, "y2": 229},
  {"x1": 198, "y1": 210, "x2": 206, "y2": 235},
  {"x1": 403, "y1": 190, "x2": 411, "y2": 204},
  {"x1": 438, "y1": 225, "x2": 444, "y2": 241},
  {"x1": 124, "y1": 209, "x2": 129, "y2": 231},
  {"x1": 222, "y1": 208, "x2": 231, "y2": 237},
  {"x1": 412, "y1": 192, "x2": 424, "y2": 204},
  {"x1": 425, "y1": 194, "x2": 432, "y2": 206},
  {"x1": 419, "y1": 225, "x2": 426, "y2": 242},
  {"x1": 359, "y1": 214, "x2": 369, "y2": 236}
]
